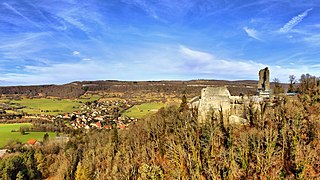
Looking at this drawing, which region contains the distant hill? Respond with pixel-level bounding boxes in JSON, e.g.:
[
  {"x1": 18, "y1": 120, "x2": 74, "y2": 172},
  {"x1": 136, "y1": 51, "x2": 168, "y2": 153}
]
[
  {"x1": 0, "y1": 79, "x2": 286, "y2": 98},
  {"x1": 0, "y1": 84, "x2": 85, "y2": 99}
]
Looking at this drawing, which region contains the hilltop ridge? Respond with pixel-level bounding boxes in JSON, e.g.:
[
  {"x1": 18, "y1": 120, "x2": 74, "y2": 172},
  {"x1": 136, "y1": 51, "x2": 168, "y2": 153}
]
[{"x1": 0, "y1": 79, "x2": 265, "y2": 99}]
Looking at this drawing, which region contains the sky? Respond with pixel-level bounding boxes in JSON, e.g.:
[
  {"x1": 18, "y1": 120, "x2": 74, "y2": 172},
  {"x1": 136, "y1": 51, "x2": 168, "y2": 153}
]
[{"x1": 0, "y1": 0, "x2": 319, "y2": 85}]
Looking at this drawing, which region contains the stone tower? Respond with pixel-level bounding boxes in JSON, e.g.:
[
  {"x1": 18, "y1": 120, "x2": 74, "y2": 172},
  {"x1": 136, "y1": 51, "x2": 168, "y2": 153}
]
[{"x1": 257, "y1": 67, "x2": 270, "y2": 97}]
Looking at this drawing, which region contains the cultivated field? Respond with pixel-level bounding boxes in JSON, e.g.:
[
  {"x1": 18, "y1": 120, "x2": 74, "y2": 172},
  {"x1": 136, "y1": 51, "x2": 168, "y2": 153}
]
[
  {"x1": 9, "y1": 95, "x2": 100, "y2": 115},
  {"x1": 122, "y1": 102, "x2": 165, "y2": 118},
  {"x1": 0, "y1": 123, "x2": 55, "y2": 148}
]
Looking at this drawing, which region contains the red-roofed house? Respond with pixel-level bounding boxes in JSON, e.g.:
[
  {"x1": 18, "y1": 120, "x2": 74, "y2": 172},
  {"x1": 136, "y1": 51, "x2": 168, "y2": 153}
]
[
  {"x1": 95, "y1": 121, "x2": 102, "y2": 128},
  {"x1": 27, "y1": 138, "x2": 37, "y2": 145},
  {"x1": 104, "y1": 125, "x2": 112, "y2": 129}
]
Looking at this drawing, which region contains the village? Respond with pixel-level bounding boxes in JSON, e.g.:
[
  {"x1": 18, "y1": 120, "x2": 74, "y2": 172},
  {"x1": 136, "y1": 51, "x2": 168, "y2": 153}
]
[{"x1": 55, "y1": 99, "x2": 138, "y2": 130}]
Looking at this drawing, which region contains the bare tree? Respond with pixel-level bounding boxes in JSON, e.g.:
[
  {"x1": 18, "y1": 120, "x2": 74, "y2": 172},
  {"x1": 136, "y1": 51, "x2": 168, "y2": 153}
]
[
  {"x1": 288, "y1": 75, "x2": 296, "y2": 93},
  {"x1": 299, "y1": 73, "x2": 318, "y2": 93},
  {"x1": 273, "y1": 78, "x2": 284, "y2": 95}
]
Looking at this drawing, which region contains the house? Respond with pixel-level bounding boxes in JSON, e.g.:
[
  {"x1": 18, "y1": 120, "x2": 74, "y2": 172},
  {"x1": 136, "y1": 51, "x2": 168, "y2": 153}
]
[
  {"x1": 0, "y1": 149, "x2": 7, "y2": 158},
  {"x1": 103, "y1": 125, "x2": 112, "y2": 129},
  {"x1": 119, "y1": 124, "x2": 126, "y2": 129},
  {"x1": 94, "y1": 116, "x2": 104, "y2": 121},
  {"x1": 63, "y1": 114, "x2": 70, "y2": 119},
  {"x1": 27, "y1": 138, "x2": 37, "y2": 145},
  {"x1": 95, "y1": 121, "x2": 102, "y2": 128}
]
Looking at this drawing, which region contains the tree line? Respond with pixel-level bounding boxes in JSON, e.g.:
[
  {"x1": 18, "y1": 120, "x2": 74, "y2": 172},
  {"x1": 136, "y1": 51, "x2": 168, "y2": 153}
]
[{"x1": 273, "y1": 73, "x2": 320, "y2": 94}]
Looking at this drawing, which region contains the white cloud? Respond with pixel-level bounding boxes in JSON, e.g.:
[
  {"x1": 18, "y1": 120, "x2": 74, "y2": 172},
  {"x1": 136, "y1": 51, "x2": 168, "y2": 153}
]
[
  {"x1": 0, "y1": 47, "x2": 181, "y2": 85},
  {"x1": 304, "y1": 34, "x2": 320, "y2": 46},
  {"x1": 179, "y1": 45, "x2": 213, "y2": 62},
  {"x1": 82, "y1": 58, "x2": 92, "y2": 61},
  {"x1": 0, "y1": 61, "x2": 110, "y2": 85},
  {"x1": 178, "y1": 45, "x2": 266, "y2": 78},
  {"x1": 243, "y1": 26, "x2": 262, "y2": 41},
  {"x1": 177, "y1": 45, "x2": 320, "y2": 82},
  {"x1": 1, "y1": 43, "x2": 320, "y2": 85},
  {"x1": 73, "y1": 51, "x2": 80, "y2": 56},
  {"x1": 279, "y1": 8, "x2": 313, "y2": 33}
]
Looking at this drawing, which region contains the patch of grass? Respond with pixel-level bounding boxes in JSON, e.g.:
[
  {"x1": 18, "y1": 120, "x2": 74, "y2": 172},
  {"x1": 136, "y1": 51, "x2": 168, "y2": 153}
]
[
  {"x1": 79, "y1": 94, "x2": 101, "y2": 102},
  {"x1": 3, "y1": 110, "x2": 18, "y2": 114},
  {"x1": 123, "y1": 102, "x2": 165, "y2": 118},
  {"x1": 0, "y1": 123, "x2": 56, "y2": 148}
]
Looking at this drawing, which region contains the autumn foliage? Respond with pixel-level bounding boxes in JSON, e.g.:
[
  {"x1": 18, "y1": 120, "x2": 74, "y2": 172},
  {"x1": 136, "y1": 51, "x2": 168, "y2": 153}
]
[{"x1": 1, "y1": 90, "x2": 320, "y2": 179}]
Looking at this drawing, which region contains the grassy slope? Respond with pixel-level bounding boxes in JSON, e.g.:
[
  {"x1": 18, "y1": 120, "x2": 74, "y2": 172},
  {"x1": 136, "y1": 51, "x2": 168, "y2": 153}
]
[
  {"x1": 122, "y1": 102, "x2": 165, "y2": 118},
  {"x1": 0, "y1": 123, "x2": 56, "y2": 148}
]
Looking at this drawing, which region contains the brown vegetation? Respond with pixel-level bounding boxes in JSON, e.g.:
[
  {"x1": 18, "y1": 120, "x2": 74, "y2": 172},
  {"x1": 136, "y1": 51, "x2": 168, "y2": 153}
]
[{"x1": 1, "y1": 90, "x2": 320, "y2": 179}]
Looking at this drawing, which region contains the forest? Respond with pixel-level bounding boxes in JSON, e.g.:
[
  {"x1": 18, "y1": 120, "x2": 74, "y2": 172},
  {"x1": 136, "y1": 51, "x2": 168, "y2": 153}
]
[{"x1": 0, "y1": 74, "x2": 319, "y2": 179}]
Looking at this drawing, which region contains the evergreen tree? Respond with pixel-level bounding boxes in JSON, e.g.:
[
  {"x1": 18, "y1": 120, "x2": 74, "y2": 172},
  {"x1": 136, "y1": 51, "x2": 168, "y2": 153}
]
[
  {"x1": 179, "y1": 95, "x2": 188, "y2": 112},
  {"x1": 43, "y1": 133, "x2": 49, "y2": 143}
]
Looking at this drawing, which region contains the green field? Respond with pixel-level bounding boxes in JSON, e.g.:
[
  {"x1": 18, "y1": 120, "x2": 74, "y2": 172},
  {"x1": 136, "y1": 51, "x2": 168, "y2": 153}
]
[
  {"x1": 122, "y1": 102, "x2": 165, "y2": 118},
  {"x1": 0, "y1": 123, "x2": 56, "y2": 148},
  {"x1": 10, "y1": 95, "x2": 100, "y2": 115}
]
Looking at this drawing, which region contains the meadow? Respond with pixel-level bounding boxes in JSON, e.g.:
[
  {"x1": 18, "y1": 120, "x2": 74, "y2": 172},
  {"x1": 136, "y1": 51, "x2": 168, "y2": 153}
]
[
  {"x1": 0, "y1": 123, "x2": 56, "y2": 148},
  {"x1": 9, "y1": 95, "x2": 100, "y2": 115},
  {"x1": 122, "y1": 102, "x2": 165, "y2": 118}
]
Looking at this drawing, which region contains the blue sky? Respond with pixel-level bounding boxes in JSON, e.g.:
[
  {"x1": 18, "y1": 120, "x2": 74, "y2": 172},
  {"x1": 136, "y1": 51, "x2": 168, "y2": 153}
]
[{"x1": 0, "y1": 0, "x2": 319, "y2": 85}]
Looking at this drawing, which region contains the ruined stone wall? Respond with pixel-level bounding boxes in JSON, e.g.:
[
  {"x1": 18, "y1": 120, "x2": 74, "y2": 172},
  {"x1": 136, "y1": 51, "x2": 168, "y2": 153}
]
[
  {"x1": 198, "y1": 87, "x2": 231, "y2": 123},
  {"x1": 230, "y1": 96, "x2": 249, "y2": 118}
]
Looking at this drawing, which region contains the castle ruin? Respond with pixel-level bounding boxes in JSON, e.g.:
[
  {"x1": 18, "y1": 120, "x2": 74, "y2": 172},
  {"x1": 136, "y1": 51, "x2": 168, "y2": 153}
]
[{"x1": 191, "y1": 67, "x2": 270, "y2": 124}]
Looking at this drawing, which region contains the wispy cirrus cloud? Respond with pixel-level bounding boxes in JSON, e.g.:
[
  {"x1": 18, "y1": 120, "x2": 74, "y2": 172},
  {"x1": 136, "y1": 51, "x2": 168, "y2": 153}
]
[
  {"x1": 121, "y1": 0, "x2": 197, "y2": 21},
  {"x1": 179, "y1": 45, "x2": 213, "y2": 62},
  {"x1": 279, "y1": 8, "x2": 313, "y2": 33},
  {"x1": 243, "y1": 26, "x2": 262, "y2": 41},
  {"x1": 57, "y1": 13, "x2": 90, "y2": 33},
  {"x1": 2, "y1": 2, "x2": 41, "y2": 29},
  {"x1": 2, "y1": 2, "x2": 76, "y2": 52}
]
